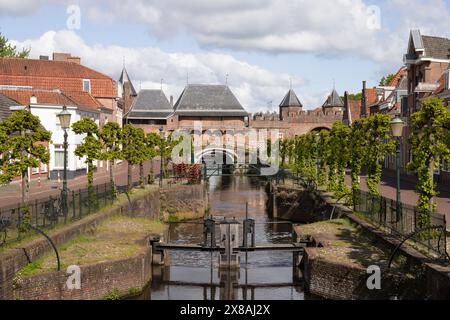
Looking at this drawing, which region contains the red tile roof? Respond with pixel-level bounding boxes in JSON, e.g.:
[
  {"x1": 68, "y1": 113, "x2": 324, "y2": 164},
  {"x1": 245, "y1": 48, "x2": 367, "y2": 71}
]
[
  {"x1": 432, "y1": 71, "x2": 446, "y2": 95},
  {"x1": 0, "y1": 88, "x2": 101, "y2": 112},
  {"x1": 388, "y1": 67, "x2": 408, "y2": 87},
  {"x1": 0, "y1": 58, "x2": 117, "y2": 99}
]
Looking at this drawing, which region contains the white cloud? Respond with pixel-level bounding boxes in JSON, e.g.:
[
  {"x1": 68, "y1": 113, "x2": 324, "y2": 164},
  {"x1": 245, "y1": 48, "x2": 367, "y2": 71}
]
[
  {"x1": 85, "y1": 0, "x2": 385, "y2": 60},
  {"x1": 0, "y1": 0, "x2": 42, "y2": 15},
  {"x1": 11, "y1": 30, "x2": 307, "y2": 112}
]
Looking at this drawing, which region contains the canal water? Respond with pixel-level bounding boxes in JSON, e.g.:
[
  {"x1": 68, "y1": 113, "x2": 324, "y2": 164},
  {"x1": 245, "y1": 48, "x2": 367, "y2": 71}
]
[{"x1": 137, "y1": 176, "x2": 307, "y2": 300}]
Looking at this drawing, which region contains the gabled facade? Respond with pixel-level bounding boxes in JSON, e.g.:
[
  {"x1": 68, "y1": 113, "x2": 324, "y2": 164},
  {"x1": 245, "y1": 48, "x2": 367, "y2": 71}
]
[{"x1": 404, "y1": 30, "x2": 450, "y2": 115}]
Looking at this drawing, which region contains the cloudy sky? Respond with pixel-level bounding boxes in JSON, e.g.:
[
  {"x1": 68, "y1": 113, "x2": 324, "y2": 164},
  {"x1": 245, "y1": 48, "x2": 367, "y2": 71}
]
[{"x1": 1, "y1": 0, "x2": 449, "y2": 112}]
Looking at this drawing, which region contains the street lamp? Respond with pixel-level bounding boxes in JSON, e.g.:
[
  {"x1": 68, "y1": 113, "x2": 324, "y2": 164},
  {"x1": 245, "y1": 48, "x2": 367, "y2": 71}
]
[
  {"x1": 159, "y1": 126, "x2": 164, "y2": 187},
  {"x1": 390, "y1": 116, "x2": 405, "y2": 225},
  {"x1": 57, "y1": 106, "x2": 71, "y2": 218}
]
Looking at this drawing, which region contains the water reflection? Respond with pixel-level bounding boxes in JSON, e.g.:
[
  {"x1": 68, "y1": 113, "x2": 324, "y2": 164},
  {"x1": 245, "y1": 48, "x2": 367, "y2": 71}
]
[{"x1": 144, "y1": 176, "x2": 307, "y2": 300}]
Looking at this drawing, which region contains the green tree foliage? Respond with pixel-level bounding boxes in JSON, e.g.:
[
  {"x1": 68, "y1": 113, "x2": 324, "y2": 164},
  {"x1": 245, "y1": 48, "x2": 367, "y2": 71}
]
[
  {"x1": 379, "y1": 74, "x2": 395, "y2": 86},
  {"x1": 99, "y1": 122, "x2": 122, "y2": 198},
  {"x1": 159, "y1": 132, "x2": 183, "y2": 179},
  {"x1": 364, "y1": 114, "x2": 395, "y2": 196},
  {"x1": 72, "y1": 118, "x2": 102, "y2": 201},
  {"x1": 341, "y1": 93, "x2": 362, "y2": 101},
  {"x1": 317, "y1": 130, "x2": 330, "y2": 186},
  {"x1": 122, "y1": 125, "x2": 147, "y2": 190},
  {"x1": 326, "y1": 122, "x2": 351, "y2": 197},
  {"x1": 282, "y1": 115, "x2": 394, "y2": 199},
  {"x1": 349, "y1": 118, "x2": 368, "y2": 200},
  {"x1": 407, "y1": 98, "x2": 450, "y2": 227},
  {"x1": 0, "y1": 32, "x2": 30, "y2": 58},
  {"x1": 0, "y1": 110, "x2": 51, "y2": 207},
  {"x1": 145, "y1": 132, "x2": 160, "y2": 184}
]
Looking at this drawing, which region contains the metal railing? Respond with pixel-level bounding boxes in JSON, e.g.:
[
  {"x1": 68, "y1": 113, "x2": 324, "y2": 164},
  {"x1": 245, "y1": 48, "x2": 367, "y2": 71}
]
[
  {"x1": 0, "y1": 183, "x2": 115, "y2": 247},
  {"x1": 273, "y1": 170, "x2": 448, "y2": 260},
  {"x1": 0, "y1": 166, "x2": 205, "y2": 247},
  {"x1": 353, "y1": 190, "x2": 447, "y2": 259}
]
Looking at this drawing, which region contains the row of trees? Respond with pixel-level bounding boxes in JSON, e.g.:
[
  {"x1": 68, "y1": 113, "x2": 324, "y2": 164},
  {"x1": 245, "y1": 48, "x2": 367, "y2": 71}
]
[
  {"x1": 280, "y1": 98, "x2": 450, "y2": 227},
  {"x1": 0, "y1": 110, "x2": 180, "y2": 208},
  {"x1": 281, "y1": 114, "x2": 394, "y2": 198},
  {"x1": 72, "y1": 119, "x2": 179, "y2": 199}
]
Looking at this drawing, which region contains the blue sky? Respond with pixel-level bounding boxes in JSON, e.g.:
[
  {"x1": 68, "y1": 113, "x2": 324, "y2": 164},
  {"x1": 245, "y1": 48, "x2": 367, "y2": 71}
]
[{"x1": 1, "y1": 0, "x2": 449, "y2": 112}]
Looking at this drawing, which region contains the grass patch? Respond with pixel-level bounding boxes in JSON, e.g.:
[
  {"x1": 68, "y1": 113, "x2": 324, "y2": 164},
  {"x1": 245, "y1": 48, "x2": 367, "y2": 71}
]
[
  {"x1": 17, "y1": 215, "x2": 166, "y2": 276},
  {"x1": 297, "y1": 218, "x2": 389, "y2": 267}
]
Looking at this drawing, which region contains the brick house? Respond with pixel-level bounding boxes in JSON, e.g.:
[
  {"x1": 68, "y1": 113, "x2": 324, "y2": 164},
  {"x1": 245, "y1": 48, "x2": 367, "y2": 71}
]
[
  {"x1": 0, "y1": 87, "x2": 103, "y2": 180},
  {"x1": 0, "y1": 53, "x2": 121, "y2": 126}
]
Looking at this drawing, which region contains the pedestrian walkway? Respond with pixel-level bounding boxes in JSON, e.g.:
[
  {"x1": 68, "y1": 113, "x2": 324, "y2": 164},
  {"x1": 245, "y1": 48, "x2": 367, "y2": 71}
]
[{"x1": 0, "y1": 160, "x2": 160, "y2": 207}]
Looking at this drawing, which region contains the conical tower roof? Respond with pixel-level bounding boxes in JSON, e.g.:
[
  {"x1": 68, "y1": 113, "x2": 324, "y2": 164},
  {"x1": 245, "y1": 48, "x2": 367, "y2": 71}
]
[
  {"x1": 118, "y1": 67, "x2": 137, "y2": 96},
  {"x1": 322, "y1": 89, "x2": 344, "y2": 108},
  {"x1": 279, "y1": 89, "x2": 302, "y2": 108}
]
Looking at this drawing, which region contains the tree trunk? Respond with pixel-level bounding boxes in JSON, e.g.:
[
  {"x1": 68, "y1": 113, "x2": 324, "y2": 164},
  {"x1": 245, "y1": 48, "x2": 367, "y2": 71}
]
[
  {"x1": 21, "y1": 172, "x2": 26, "y2": 207},
  {"x1": 127, "y1": 163, "x2": 132, "y2": 192},
  {"x1": 139, "y1": 163, "x2": 144, "y2": 188},
  {"x1": 109, "y1": 160, "x2": 116, "y2": 198}
]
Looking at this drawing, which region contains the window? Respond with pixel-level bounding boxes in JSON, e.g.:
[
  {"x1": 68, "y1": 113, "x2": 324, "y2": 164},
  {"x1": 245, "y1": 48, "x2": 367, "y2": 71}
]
[
  {"x1": 54, "y1": 145, "x2": 64, "y2": 168},
  {"x1": 83, "y1": 79, "x2": 91, "y2": 93}
]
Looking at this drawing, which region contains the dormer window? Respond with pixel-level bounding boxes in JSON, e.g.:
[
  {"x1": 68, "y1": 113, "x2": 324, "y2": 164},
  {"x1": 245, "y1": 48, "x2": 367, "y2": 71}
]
[{"x1": 83, "y1": 79, "x2": 91, "y2": 93}]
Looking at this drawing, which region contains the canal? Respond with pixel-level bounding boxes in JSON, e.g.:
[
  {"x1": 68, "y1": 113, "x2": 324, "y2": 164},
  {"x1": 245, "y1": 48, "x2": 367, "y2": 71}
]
[{"x1": 136, "y1": 176, "x2": 308, "y2": 300}]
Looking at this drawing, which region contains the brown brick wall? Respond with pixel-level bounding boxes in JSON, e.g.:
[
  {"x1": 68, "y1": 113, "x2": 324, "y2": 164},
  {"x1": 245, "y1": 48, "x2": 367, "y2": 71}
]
[
  {"x1": 303, "y1": 248, "x2": 367, "y2": 300},
  {"x1": 13, "y1": 248, "x2": 152, "y2": 300},
  {"x1": 0, "y1": 184, "x2": 206, "y2": 300}
]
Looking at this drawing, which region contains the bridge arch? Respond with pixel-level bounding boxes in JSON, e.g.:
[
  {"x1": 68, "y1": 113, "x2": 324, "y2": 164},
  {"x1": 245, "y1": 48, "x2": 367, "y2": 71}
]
[
  {"x1": 310, "y1": 126, "x2": 331, "y2": 133},
  {"x1": 195, "y1": 147, "x2": 238, "y2": 165}
]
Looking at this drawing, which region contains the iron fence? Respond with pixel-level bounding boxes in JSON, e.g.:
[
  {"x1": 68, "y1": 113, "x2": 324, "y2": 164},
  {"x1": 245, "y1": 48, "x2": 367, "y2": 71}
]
[
  {"x1": 273, "y1": 170, "x2": 448, "y2": 260},
  {"x1": 353, "y1": 190, "x2": 448, "y2": 259},
  {"x1": 0, "y1": 183, "x2": 115, "y2": 247},
  {"x1": 0, "y1": 167, "x2": 204, "y2": 247}
]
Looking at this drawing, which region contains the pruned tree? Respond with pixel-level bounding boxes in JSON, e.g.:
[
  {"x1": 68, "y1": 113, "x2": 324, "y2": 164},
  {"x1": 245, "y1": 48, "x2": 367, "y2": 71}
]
[
  {"x1": 0, "y1": 110, "x2": 51, "y2": 208},
  {"x1": 145, "y1": 132, "x2": 160, "y2": 184},
  {"x1": 364, "y1": 114, "x2": 395, "y2": 196},
  {"x1": 99, "y1": 122, "x2": 122, "y2": 198},
  {"x1": 349, "y1": 117, "x2": 369, "y2": 201},
  {"x1": 72, "y1": 118, "x2": 102, "y2": 202},
  {"x1": 122, "y1": 125, "x2": 147, "y2": 191},
  {"x1": 408, "y1": 98, "x2": 450, "y2": 227},
  {"x1": 326, "y1": 122, "x2": 351, "y2": 196}
]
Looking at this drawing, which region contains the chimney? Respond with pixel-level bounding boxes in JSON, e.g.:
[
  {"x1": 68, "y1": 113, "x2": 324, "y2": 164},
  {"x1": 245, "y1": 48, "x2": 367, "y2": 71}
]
[
  {"x1": 30, "y1": 95, "x2": 37, "y2": 104},
  {"x1": 67, "y1": 56, "x2": 81, "y2": 65},
  {"x1": 170, "y1": 95, "x2": 174, "y2": 107},
  {"x1": 361, "y1": 81, "x2": 367, "y2": 118},
  {"x1": 53, "y1": 52, "x2": 71, "y2": 61},
  {"x1": 53, "y1": 52, "x2": 81, "y2": 64},
  {"x1": 343, "y1": 91, "x2": 351, "y2": 126}
]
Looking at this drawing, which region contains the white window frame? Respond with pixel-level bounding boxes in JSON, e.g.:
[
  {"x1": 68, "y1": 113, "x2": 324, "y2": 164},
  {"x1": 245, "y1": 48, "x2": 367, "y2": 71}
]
[{"x1": 83, "y1": 79, "x2": 91, "y2": 93}]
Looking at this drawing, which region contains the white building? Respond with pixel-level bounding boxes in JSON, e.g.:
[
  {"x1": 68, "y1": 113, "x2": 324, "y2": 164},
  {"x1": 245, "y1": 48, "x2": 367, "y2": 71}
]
[{"x1": 0, "y1": 87, "x2": 103, "y2": 180}]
